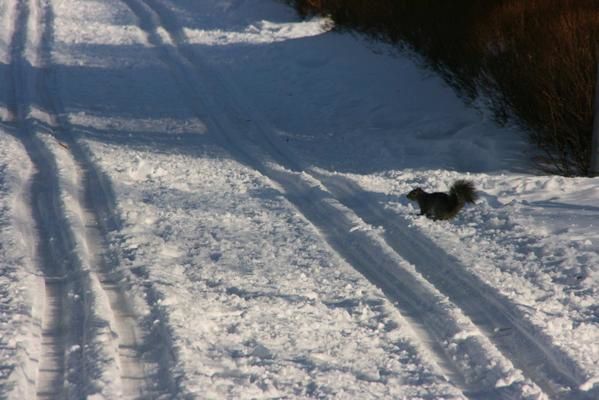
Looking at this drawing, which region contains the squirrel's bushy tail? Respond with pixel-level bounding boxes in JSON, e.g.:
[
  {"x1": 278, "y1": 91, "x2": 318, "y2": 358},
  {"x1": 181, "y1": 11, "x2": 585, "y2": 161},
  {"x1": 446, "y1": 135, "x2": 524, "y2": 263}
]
[{"x1": 449, "y1": 180, "x2": 478, "y2": 205}]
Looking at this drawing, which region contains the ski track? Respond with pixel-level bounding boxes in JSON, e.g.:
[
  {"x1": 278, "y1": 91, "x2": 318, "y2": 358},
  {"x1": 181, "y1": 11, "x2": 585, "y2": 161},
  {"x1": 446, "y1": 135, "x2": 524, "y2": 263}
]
[
  {"x1": 53, "y1": 135, "x2": 181, "y2": 398},
  {"x1": 47, "y1": 0, "x2": 184, "y2": 394},
  {"x1": 119, "y1": 0, "x2": 597, "y2": 398},
  {"x1": 3, "y1": 0, "x2": 171, "y2": 397},
  {"x1": 5, "y1": 0, "x2": 72, "y2": 397},
  {"x1": 35, "y1": 0, "x2": 175, "y2": 397}
]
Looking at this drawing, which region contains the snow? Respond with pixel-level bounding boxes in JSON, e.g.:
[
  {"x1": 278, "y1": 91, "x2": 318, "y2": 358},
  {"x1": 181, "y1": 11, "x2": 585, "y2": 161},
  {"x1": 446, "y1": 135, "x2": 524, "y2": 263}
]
[
  {"x1": 0, "y1": 0, "x2": 597, "y2": 398},
  {"x1": 82, "y1": 140, "x2": 463, "y2": 398},
  {"x1": 183, "y1": 18, "x2": 332, "y2": 46},
  {"x1": 0, "y1": 133, "x2": 40, "y2": 399}
]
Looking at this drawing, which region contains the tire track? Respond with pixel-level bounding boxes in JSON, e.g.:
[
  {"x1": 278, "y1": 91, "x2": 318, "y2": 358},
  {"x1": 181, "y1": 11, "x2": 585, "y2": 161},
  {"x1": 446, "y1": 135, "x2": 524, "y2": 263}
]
[
  {"x1": 4, "y1": 0, "x2": 84, "y2": 397},
  {"x1": 35, "y1": 280, "x2": 66, "y2": 399},
  {"x1": 31, "y1": 0, "x2": 173, "y2": 397},
  {"x1": 46, "y1": 140, "x2": 158, "y2": 399},
  {"x1": 4, "y1": 0, "x2": 170, "y2": 397},
  {"x1": 117, "y1": 0, "x2": 552, "y2": 398}
]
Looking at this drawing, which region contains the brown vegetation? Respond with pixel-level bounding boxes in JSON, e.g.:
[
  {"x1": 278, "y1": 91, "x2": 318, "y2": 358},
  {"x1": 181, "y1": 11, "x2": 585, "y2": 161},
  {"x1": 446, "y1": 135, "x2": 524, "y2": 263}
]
[{"x1": 289, "y1": 0, "x2": 599, "y2": 175}]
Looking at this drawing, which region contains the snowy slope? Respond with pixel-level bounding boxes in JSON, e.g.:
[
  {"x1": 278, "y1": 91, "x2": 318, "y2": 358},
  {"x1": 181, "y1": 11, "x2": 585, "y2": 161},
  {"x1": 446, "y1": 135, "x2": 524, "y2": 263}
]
[{"x1": 0, "y1": 0, "x2": 597, "y2": 399}]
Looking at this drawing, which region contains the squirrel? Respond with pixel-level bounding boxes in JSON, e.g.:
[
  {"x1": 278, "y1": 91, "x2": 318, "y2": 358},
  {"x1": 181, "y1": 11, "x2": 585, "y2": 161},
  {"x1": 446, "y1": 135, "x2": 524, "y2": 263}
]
[{"x1": 407, "y1": 180, "x2": 478, "y2": 220}]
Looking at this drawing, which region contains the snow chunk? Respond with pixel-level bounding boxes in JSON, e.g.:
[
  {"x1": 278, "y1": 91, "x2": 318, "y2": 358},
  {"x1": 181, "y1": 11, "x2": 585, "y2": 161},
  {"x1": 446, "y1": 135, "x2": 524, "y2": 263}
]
[{"x1": 184, "y1": 17, "x2": 333, "y2": 46}]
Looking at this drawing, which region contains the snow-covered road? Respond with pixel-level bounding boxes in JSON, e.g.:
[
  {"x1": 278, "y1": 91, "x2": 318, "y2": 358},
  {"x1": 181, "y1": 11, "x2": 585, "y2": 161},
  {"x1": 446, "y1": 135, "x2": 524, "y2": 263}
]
[{"x1": 0, "y1": 0, "x2": 597, "y2": 398}]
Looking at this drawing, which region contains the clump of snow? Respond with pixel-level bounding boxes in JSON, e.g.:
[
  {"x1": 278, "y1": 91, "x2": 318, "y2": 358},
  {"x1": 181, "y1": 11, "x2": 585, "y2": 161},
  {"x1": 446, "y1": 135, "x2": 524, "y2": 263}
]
[{"x1": 184, "y1": 17, "x2": 333, "y2": 46}]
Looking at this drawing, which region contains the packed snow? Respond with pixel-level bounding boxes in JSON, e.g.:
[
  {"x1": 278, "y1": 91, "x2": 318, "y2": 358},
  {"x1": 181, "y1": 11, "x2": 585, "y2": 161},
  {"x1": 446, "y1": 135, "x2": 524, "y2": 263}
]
[{"x1": 0, "y1": 0, "x2": 597, "y2": 398}]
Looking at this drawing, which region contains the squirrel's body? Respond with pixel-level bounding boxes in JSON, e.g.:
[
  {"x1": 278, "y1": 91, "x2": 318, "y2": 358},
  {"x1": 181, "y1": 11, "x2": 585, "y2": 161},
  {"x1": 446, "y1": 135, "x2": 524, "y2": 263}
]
[{"x1": 407, "y1": 180, "x2": 477, "y2": 220}]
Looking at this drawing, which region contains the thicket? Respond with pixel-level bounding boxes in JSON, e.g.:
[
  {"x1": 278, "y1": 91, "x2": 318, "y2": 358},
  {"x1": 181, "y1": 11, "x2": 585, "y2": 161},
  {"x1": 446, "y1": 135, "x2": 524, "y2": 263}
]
[{"x1": 289, "y1": 0, "x2": 599, "y2": 176}]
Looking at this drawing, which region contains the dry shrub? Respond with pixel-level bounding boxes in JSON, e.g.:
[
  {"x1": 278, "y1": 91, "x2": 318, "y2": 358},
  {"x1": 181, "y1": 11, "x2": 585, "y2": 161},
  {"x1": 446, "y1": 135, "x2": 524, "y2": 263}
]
[{"x1": 476, "y1": 0, "x2": 599, "y2": 175}]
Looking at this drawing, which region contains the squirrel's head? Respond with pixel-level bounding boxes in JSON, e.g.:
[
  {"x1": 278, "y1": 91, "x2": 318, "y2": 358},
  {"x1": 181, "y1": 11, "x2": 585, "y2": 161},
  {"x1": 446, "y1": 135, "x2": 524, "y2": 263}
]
[{"x1": 407, "y1": 188, "x2": 424, "y2": 201}]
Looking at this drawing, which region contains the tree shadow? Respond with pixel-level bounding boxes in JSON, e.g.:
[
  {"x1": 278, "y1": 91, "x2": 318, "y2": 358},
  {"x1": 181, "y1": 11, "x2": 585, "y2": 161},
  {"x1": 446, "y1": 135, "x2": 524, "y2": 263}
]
[{"x1": 1, "y1": 12, "x2": 529, "y2": 176}]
